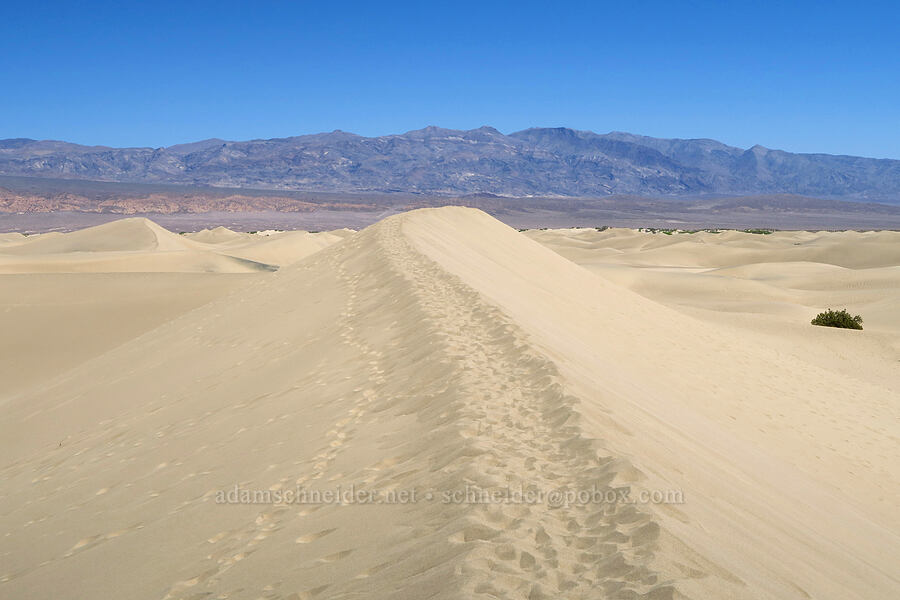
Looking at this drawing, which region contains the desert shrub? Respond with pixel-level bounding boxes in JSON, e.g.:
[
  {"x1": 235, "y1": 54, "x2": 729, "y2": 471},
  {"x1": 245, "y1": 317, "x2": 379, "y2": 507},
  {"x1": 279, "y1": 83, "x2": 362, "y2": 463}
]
[
  {"x1": 742, "y1": 228, "x2": 773, "y2": 235},
  {"x1": 811, "y1": 309, "x2": 863, "y2": 330},
  {"x1": 595, "y1": 226, "x2": 609, "y2": 232}
]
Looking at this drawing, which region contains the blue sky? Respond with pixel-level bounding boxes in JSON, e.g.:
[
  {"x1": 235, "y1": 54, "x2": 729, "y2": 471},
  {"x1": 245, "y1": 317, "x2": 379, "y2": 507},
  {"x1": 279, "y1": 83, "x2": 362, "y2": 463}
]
[{"x1": 2, "y1": 1, "x2": 898, "y2": 157}]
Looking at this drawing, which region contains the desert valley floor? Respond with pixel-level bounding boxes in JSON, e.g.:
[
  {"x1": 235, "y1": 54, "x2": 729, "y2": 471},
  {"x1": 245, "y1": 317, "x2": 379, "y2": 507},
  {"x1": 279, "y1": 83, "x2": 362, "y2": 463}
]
[{"x1": 1, "y1": 207, "x2": 898, "y2": 599}]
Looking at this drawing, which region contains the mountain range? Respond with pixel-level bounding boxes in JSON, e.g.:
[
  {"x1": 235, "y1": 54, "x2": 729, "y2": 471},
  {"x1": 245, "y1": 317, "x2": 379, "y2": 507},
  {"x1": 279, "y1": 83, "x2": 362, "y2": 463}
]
[{"x1": 2, "y1": 127, "x2": 899, "y2": 202}]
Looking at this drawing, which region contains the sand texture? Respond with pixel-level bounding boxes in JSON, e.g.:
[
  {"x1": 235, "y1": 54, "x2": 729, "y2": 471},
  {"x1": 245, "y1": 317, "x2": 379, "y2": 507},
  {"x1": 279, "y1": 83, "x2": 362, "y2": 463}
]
[{"x1": 1, "y1": 208, "x2": 898, "y2": 599}]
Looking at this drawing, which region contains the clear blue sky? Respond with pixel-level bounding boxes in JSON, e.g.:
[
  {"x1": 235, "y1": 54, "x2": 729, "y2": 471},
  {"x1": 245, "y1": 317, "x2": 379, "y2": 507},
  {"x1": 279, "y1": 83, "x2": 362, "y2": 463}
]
[{"x1": 2, "y1": 1, "x2": 898, "y2": 157}]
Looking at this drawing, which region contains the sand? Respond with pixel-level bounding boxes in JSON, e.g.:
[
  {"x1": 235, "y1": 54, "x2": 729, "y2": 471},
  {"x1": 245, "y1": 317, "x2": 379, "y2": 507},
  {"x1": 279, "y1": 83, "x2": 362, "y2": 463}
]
[
  {"x1": 1, "y1": 209, "x2": 897, "y2": 599},
  {"x1": 0, "y1": 217, "x2": 342, "y2": 273}
]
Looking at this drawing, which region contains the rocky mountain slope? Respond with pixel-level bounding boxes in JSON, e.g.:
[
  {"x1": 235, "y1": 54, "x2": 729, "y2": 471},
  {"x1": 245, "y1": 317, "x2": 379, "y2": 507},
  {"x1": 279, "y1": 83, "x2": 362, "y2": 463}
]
[{"x1": 2, "y1": 127, "x2": 899, "y2": 201}]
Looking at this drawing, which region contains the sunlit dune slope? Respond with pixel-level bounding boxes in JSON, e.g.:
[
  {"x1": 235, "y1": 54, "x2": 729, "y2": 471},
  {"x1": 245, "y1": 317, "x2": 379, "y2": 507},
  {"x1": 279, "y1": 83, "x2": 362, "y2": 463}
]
[
  {"x1": 526, "y1": 227, "x2": 900, "y2": 270},
  {"x1": 527, "y1": 226, "x2": 900, "y2": 394},
  {"x1": 406, "y1": 210, "x2": 899, "y2": 599}
]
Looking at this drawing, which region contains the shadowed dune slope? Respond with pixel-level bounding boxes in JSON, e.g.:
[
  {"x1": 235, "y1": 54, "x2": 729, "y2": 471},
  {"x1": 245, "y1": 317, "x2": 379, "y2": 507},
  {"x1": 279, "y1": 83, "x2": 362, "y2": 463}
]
[
  {"x1": 0, "y1": 272, "x2": 263, "y2": 395},
  {"x1": 1, "y1": 208, "x2": 897, "y2": 600}
]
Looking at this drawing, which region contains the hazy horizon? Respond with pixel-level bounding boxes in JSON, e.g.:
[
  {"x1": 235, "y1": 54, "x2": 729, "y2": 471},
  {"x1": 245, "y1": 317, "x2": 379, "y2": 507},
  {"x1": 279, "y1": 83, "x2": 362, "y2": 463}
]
[{"x1": 7, "y1": 124, "x2": 900, "y2": 160}]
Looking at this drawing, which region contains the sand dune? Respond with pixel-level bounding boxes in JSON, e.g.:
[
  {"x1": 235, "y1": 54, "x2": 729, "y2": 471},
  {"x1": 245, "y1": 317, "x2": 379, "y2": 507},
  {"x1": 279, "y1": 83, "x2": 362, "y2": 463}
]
[
  {"x1": 1, "y1": 217, "x2": 193, "y2": 254},
  {"x1": 0, "y1": 272, "x2": 263, "y2": 396},
  {"x1": 212, "y1": 230, "x2": 345, "y2": 268},
  {"x1": 186, "y1": 226, "x2": 253, "y2": 245},
  {"x1": 527, "y1": 227, "x2": 900, "y2": 269},
  {"x1": 528, "y1": 226, "x2": 900, "y2": 394},
  {"x1": 1, "y1": 209, "x2": 897, "y2": 599},
  {"x1": 0, "y1": 232, "x2": 27, "y2": 247},
  {"x1": 0, "y1": 219, "x2": 346, "y2": 273}
]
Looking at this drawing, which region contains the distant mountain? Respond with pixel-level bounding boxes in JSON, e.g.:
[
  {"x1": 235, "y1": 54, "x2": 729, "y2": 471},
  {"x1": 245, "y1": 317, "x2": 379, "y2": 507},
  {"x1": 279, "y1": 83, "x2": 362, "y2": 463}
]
[{"x1": 1, "y1": 127, "x2": 899, "y2": 202}]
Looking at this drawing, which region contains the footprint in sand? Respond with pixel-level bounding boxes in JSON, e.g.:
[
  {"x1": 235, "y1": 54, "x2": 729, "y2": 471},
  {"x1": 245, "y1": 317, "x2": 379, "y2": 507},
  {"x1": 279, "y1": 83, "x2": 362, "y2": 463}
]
[
  {"x1": 297, "y1": 506, "x2": 323, "y2": 517},
  {"x1": 354, "y1": 561, "x2": 391, "y2": 579},
  {"x1": 318, "y1": 549, "x2": 354, "y2": 563},
  {"x1": 295, "y1": 528, "x2": 337, "y2": 544},
  {"x1": 65, "y1": 535, "x2": 101, "y2": 556}
]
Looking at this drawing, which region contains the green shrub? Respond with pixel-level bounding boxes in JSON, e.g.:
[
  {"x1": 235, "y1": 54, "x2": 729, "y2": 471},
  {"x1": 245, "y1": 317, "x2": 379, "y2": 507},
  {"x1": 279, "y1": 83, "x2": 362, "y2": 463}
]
[
  {"x1": 811, "y1": 309, "x2": 863, "y2": 330},
  {"x1": 742, "y1": 228, "x2": 773, "y2": 235}
]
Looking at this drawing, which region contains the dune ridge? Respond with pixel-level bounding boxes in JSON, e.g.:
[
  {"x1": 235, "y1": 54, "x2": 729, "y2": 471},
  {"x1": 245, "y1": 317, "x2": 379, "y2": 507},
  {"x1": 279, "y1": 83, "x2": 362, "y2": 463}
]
[
  {"x1": 1, "y1": 211, "x2": 672, "y2": 600},
  {"x1": 1, "y1": 208, "x2": 897, "y2": 599}
]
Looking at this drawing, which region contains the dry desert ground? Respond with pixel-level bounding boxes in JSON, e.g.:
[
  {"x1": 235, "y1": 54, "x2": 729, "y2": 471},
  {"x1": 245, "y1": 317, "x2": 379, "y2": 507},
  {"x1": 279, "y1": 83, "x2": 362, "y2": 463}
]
[{"x1": 1, "y1": 207, "x2": 898, "y2": 599}]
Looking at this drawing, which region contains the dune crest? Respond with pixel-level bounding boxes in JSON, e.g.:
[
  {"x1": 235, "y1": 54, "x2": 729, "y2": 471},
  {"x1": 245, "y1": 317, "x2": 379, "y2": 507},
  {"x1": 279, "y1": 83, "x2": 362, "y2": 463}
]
[
  {"x1": 1, "y1": 210, "x2": 670, "y2": 599},
  {"x1": 1, "y1": 208, "x2": 897, "y2": 599}
]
